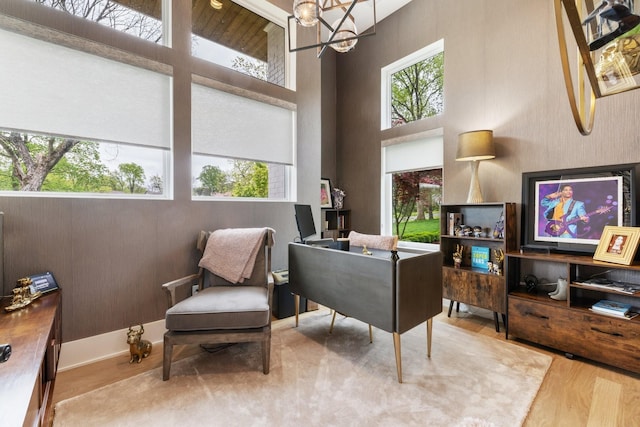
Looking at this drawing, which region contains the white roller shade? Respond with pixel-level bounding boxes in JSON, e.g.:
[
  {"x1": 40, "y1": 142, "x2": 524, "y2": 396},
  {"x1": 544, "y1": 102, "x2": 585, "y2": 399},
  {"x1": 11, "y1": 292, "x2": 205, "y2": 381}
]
[
  {"x1": 192, "y1": 83, "x2": 294, "y2": 165},
  {"x1": 0, "y1": 28, "x2": 171, "y2": 149},
  {"x1": 384, "y1": 136, "x2": 443, "y2": 173}
]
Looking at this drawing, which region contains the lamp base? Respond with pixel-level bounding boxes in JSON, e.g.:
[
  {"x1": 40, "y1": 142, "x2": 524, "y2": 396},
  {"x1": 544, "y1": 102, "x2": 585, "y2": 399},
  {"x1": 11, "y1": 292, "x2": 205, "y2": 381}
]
[{"x1": 466, "y1": 160, "x2": 484, "y2": 204}]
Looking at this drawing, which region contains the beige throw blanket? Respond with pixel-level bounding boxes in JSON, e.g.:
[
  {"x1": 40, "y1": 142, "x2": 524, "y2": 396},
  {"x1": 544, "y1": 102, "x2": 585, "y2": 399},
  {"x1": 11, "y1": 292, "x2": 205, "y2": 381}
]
[{"x1": 198, "y1": 227, "x2": 273, "y2": 283}]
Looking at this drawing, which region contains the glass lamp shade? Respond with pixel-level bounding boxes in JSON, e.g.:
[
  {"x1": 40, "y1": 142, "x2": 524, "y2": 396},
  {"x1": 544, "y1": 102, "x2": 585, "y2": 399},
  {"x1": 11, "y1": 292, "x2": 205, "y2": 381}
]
[
  {"x1": 330, "y1": 18, "x2": 358, "y2": 53},
  {"x1": 293, "y1": 0, "x2": 321, "y2": 27}
]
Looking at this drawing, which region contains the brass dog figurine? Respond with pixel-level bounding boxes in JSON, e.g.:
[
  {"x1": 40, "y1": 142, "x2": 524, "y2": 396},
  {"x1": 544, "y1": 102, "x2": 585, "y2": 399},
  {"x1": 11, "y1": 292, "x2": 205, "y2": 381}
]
[{"x1": 127, "y1": 325, "x2": 152, "y2": 363}]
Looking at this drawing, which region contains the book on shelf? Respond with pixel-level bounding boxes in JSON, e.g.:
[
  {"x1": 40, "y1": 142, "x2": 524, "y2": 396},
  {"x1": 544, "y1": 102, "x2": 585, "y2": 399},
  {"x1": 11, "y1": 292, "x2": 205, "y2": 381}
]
[
  {"x1": 574, "y1": 278, "x2": 640, "y2": 295},
  {"x1": 471, "y1": 246, "x2": 490, "y2": 269},
  {"x1": 591, "y1": 299, "x2": 632, "y2": 316},
  {"x1": 448, "y1": 213, "x2": 463, "y2": 236}
]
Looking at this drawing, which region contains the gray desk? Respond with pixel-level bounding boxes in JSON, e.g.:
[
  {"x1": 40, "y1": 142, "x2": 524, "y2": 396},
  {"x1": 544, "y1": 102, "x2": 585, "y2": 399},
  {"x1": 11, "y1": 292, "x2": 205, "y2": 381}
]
[{"x1": 288, "y1": 243, "x2": 443, "y2": 383}]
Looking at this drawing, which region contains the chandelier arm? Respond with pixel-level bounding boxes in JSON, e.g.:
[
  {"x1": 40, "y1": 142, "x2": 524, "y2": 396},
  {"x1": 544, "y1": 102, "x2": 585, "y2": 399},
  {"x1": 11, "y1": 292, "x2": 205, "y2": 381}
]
[{"x1": 289, "y1": 0, "x2": 376, "y2": 57}]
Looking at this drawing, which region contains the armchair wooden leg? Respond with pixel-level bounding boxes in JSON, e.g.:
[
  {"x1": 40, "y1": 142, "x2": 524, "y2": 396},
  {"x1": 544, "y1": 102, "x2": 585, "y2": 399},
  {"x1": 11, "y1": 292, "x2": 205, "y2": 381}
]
[
  {"x1": 262, "y1": 332, "x2": 271, "y2": 375},
  {"x1": 368, "y1": 324, "x2": 373, "y2": 343},
  {"x1": 426, "y1": 317, "x2": 433, "y2": 358},
  {"x1": 393, "y1": 332, "x2": 402, "y2": 383},
  {"x1": 163, "y1": 334, "x2": 173, "y2": 381},
  {"x1": 294, "y1": 294, "x2": 299, "y2": 327}
]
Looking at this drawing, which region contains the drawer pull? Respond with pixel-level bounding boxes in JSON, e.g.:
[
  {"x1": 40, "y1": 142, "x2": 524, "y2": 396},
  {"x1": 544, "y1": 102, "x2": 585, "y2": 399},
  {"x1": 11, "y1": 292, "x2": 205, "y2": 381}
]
[
  {"x1": 591, "y1": 327, "x2": 623, "y2": 337},
  {"x1": 525, "y1": 311, "x2": 549, "y2": 320}
]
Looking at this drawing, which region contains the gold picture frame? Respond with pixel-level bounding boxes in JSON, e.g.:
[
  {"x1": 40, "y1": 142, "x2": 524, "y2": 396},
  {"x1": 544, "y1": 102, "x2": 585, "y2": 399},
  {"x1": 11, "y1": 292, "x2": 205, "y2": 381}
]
[{"x1": 593, "y1": 226, "x2": 640, "y2": 265}]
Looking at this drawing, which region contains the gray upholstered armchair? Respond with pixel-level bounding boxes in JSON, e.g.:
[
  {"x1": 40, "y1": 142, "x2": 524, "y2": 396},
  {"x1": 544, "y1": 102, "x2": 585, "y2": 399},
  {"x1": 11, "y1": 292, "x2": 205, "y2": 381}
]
[{"x1": 161, "y1": 227, "x2": 274, "y2": 381}]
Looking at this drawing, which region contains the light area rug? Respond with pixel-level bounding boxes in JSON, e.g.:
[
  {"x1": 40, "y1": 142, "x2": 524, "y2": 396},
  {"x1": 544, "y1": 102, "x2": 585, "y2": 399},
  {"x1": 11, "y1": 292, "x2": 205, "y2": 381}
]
[{"x1": 54, "y1": 311, "x2": 551, "y2": 427}]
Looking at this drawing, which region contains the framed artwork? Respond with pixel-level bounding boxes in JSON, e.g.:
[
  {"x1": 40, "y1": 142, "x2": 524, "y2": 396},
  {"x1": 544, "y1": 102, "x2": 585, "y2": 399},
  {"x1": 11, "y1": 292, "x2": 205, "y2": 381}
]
[
  {"x1": 320, "y1": 178, "x2": 333, "y2": 208},
  {"x1": 521, "y1": 164, "x2": 637, "y2": 254},
  {"x1": 593, "y1": 226, "x2": 640, "y2": 265}
]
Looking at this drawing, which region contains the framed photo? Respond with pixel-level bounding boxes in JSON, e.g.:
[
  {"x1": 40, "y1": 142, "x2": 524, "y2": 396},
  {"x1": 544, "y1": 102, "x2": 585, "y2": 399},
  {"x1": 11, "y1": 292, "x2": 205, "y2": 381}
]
[
  {"x1": 320, "y1": 178, "x2": 333, "y2": 209},
  {"x1": 521, "y1": 164, "x2": 637, "y2": 254},
  {"x1": 593, "y1": 226, "x2": 640, "y2": 265}
]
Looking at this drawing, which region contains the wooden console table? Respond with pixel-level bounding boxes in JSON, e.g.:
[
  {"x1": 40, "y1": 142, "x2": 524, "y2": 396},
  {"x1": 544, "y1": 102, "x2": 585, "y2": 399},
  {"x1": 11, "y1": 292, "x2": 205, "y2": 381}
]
[{"x1": 0, "y1": 291, "x2": 62, "y2": 427}]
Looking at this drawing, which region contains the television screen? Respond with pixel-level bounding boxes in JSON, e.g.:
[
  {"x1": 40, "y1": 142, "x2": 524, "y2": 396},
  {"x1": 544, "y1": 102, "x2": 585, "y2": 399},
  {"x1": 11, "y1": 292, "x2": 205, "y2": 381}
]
[{"x1": 294, "y1": 204, "x2": 317, "y2": 241}]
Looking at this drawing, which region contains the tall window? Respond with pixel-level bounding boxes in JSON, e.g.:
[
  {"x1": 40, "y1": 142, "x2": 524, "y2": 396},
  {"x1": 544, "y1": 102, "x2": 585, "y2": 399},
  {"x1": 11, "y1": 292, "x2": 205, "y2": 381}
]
[
  {"x1": 189, "y1": 1, "x2": 293, "y2": 200},
  {"x1": 0, "y1": 28, "x2": 172, "y2": 198},
  {"x1": 381, "y1": 40, "x2": 444, "y2": 129},
  {"x1": 381, "y1": 41, "x2": 445, "y2": 248}
]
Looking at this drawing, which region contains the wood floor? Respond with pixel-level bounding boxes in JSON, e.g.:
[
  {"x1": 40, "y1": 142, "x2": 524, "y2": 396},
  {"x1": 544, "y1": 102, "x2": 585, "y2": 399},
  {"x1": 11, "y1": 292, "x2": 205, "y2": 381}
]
[{"x1": 53, "y1": 305, "x2": 640, "y2": 426}]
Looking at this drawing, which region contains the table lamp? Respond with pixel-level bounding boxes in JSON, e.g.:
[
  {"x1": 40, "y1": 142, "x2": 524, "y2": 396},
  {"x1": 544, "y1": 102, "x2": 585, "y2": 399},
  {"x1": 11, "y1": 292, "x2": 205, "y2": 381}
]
[{"x1": 456, "y1": 130, "x2": 495, "y2": 203}]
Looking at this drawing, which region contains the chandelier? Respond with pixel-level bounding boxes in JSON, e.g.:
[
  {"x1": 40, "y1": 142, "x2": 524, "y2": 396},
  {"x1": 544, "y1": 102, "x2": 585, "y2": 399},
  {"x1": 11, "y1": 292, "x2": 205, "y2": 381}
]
[{"x1": 288, "y1": 0, "x2": 377, "y2": 58}]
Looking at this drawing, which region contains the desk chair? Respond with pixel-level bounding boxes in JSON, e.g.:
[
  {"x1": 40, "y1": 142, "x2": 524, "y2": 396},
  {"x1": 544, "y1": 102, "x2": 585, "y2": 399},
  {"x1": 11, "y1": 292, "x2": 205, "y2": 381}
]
[
  {"x1": 328, "y1": 231, "x2": 399, "y2": 343},
  {"x1": 161, "y1": 228, "x2": 274, "y2": 380}
]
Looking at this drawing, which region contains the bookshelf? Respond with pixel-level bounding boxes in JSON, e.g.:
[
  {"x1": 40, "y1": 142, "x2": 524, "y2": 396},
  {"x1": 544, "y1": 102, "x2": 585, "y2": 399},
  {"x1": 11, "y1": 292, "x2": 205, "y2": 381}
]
[
  {"x1": 321, "y1": 209, "x2": 351, "y2": 239},
  {"x1": 440, "y1": 203, "x2": 517, "y2": 332},
  {"x1": 506, "y1": 251, "x2": 640, "y2": 374}
]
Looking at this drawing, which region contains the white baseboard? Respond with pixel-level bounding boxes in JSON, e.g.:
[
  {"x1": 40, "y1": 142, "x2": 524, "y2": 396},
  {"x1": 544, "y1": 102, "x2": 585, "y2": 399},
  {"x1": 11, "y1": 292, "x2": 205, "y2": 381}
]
[{"x1": 58, "y1": 319, "x2": 166, "y2": 372}]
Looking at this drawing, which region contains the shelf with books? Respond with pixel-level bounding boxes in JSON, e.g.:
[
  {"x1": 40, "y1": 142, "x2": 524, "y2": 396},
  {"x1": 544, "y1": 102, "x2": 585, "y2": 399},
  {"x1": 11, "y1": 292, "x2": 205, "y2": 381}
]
[
  {"x1": 440, "y1": 203, "x2": 517, "y2": 333},
  {"x1": 506, "y1": 251, "x2": 640, "y2": 374},
  {"x1": 321, "y1": 209, "x2": 351, "y2": 239}
]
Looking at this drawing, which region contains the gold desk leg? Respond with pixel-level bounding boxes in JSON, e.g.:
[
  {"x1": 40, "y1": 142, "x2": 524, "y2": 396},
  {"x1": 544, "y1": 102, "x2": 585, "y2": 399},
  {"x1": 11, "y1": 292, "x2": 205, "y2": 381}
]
[
  {"x1": 368, "y1": 324, "x2": 373, "y2": 343},
  {"x1": 393, "y1": 332, "x2": 402, "y2": 384},
  {"x1": 426, "y1": 317, "x2": 433, "y2": 358},
  {"x1": 294, "y1": 294, "x2": 299, "y2": 327},
  {"x1": 329, "y1": 310, "x2": 337, "y2": 334}
]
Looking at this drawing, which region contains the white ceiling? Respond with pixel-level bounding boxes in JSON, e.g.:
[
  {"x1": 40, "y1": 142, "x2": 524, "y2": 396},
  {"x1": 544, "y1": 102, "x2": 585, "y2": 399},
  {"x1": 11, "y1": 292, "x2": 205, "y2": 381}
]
[
  {"x1": 361, "y1": 0, "x2": 412, "y2": 29},
  {"x1": 321, "y1": 0, "x2": 412, "y2": 31}
]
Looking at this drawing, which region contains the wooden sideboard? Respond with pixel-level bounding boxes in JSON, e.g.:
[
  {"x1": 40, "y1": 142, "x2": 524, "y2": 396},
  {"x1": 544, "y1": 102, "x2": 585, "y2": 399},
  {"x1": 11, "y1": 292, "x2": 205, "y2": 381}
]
[
  {"x1": 0, "y1": 291, "x2": 62, "y2": 427},
  {"x1": 506, "y1": 252, "x2": 640, "y2": 374}
]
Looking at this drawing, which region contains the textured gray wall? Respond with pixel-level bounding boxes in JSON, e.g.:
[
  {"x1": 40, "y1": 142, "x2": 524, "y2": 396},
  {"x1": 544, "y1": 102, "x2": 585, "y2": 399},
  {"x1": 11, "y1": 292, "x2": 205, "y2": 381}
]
[
  {"x1": 334, "y1": 0, "x2": 640, "y2": 235},
  {"x1": 3, "y1": 0, "x2": 640, "y2": 343},
  {"x1": 0, "y1": 0, "x2": 317, "y2": 342}
]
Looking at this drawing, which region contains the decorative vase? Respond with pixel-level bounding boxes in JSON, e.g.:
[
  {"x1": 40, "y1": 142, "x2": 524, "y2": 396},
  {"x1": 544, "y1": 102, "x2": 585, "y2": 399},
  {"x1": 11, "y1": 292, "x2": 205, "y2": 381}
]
[{"x1": 334, "y1": 196, "x2": 344, "y2": 209}]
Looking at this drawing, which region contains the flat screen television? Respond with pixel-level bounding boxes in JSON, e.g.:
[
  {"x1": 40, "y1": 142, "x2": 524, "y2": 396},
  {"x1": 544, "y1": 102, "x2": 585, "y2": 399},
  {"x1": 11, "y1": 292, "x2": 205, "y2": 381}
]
[
  {"x1": 521, "y1": 164, "x2": 638, "y2": 254},
  {"x1": 294, "y1": 204, "x2": 317, "y2": 242}
]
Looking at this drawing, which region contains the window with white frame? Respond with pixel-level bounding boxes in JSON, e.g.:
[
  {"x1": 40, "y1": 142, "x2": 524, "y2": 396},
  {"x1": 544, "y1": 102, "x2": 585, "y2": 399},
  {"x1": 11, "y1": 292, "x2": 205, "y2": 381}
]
[
  {"x1": 381, "y1": 39, "x2": 444, "y2": 130},
  {"x1": 381, "y1": 132, "x2": 443, "y2": 248},
  {"x1": 191, "y1": 0, "x2": 290, "y2": 89},
  {"x1": 0, "y1": 28, "x2": 172, "y2": 198},
  {"x1": 191, "y1": 80, "x2": 294, "y2": 200}
]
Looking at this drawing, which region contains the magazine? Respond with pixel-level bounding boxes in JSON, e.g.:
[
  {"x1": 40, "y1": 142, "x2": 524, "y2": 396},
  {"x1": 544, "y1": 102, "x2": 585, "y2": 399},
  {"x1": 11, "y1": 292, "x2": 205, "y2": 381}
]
[
  {"x1": 589, "y1": 308, "x2": 639, "y2": 320},
  {"x1": 574, "y1": 278, "x2": 640, "y2": 295}
]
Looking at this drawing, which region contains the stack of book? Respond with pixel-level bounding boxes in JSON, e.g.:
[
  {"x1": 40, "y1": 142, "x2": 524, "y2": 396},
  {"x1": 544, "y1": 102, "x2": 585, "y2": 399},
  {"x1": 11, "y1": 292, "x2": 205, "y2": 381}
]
[{"x1": 590, "y1": 299, "x2": 638, "y2": 320}]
